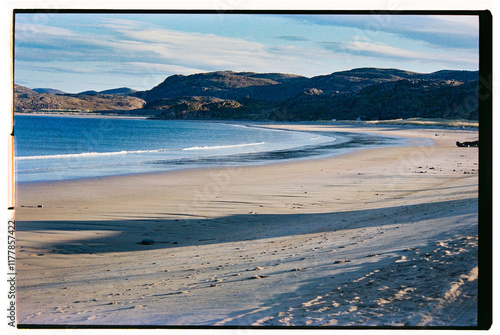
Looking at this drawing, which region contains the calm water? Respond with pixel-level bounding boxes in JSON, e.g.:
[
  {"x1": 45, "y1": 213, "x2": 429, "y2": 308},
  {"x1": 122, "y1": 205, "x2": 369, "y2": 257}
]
[{"x1": 14, "y1": 114, "x2": 416, "y2": 183}]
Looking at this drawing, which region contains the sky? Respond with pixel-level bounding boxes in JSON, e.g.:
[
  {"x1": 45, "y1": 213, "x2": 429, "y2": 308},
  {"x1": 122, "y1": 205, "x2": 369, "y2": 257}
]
[{"x1": 13, "y1": 12, "x2": 479, "y2": 93}]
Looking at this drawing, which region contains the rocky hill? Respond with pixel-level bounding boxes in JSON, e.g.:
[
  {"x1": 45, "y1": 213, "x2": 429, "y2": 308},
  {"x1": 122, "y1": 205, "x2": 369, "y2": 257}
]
[
  {"x1": 78, "y1": 87, "x2": 138, "y2": 96},
  {"x1": 32, "y1": 88, "x2": 67, "y2": 94},
  {"x1": 133, "y1": 71, "x2": 308, "y2": 102},
  {"x1": 141, "y1": 68, "x2": 478, "y2": 121},
  {"x1": 14, "y1": 68, "x2": 479, "y2": 121},
  {"x1": 275, "y1": 78, "x2": 478, "y2": 121},
  {"x1": 14, "y1": 85, "x2": 146, "y2": 112}
]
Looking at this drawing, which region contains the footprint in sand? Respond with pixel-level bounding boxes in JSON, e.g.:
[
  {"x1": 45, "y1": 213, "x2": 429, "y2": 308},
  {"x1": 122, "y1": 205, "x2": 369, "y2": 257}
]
[
  {"x1": 87, "y1": 315, "x2": 103, "y2": 320},
  {"x1": 132, "y1": 305, "x2": 146, "y2": 309},
  {"x1": 302, "y1": 295, "x2": 326, "y2": 307},
  {"x1": 395, "y1": 256, "x2": 409, "y2": 263}
]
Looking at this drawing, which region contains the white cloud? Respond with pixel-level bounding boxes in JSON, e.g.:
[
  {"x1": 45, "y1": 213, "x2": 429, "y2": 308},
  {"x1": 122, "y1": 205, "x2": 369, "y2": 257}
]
[
  {"x1": 348, "y1": 40, "x2": 419, "y2": 58},
  {"x1": 425, "y1": 15, "x2": 478, "y2": 30},
  {"x1": 91, "y1": 24, "x2": 314, "y2": 73},
  {"x1": 323, "y1": 38, "x2": 478, "y2": 69},
  {"x1": 118, "y1": 28, "x2": 268, "y2": 62},
  {"x1": 15, "y1": 22, "x2": 77, "y2": 38},
  {"x1": 100, "y1": 18, "x2": 144, "y2": 30},
  {"x1": 293, "y1": 14, "x2": 478, "y2": 49},
  {"x1": 14, "y1": 14, "x2": 480, "y2": 92},
  {"x1": 124, "y1": 62, "x2": 207, "y2": 75},
  {"x1": 16, "y1": 61, "x2": 99, "y2": 74}
]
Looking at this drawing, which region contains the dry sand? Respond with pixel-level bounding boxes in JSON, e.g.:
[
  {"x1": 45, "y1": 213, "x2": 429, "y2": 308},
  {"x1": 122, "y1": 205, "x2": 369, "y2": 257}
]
[{"x1": 15, "y1": 124, "x2": 479, "y2": 327}]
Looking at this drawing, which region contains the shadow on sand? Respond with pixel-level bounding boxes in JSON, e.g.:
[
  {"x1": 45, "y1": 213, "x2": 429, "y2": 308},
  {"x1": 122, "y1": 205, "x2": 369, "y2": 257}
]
[{"x1": 16, "y1": 197, "x2": 478, "y2": 255}]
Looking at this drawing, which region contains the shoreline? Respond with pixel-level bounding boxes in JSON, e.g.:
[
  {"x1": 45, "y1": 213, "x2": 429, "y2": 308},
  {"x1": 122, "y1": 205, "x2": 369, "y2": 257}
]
[
  {"x1": 15, "y1": 124, "x2": 480, "y2": 326},
  {"x1": 15, "y1": 112, "x2": 479, "y2": 128},
  {"x1": 14, "y1": 136, "x2": 425, "y2": 187},
  {"x1": 14, "y1": 111, "x2": 151, "y2": 120},
  {"x1": 15, "y1": 120, "x2": 431, "y2": 184}
]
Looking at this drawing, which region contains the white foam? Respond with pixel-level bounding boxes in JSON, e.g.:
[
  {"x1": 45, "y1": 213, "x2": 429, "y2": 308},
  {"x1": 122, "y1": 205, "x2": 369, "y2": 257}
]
[
  {"x1": 16, "y1": 142, "x2": 268, "y2": 160},
  {"x1": 15, "y1": 149, "x2": 167, "y2": 160},
  {"x1": 182, "y1": 142, "x2": 265, "y2": 151}
]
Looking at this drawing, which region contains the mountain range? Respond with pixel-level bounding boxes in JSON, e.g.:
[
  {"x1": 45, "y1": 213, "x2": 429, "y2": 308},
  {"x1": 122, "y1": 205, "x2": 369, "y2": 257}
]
[
  {"x1": 14, "y1": 68, "x2": 479, "y2": 121},
  {"x1": 14, "y1": 85, "x2": 145, "y2": 112}
]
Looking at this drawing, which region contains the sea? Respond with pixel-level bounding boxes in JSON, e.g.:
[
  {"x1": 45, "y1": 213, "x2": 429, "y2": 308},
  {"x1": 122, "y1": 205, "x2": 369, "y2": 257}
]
[{"x1": 14, "y1": 114, "x2": 417, "y2": 183}]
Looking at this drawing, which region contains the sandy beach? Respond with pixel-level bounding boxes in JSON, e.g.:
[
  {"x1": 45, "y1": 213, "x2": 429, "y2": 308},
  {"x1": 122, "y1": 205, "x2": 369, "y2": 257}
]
[{"x1": 15, "y1": 124, "x2": 479, "y2": 327}]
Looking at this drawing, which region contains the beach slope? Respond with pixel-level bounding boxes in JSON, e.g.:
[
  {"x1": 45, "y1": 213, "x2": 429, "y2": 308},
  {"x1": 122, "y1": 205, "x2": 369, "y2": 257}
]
[{"x1": 15, "y1": 124, "x2": 479, "y2": 326}]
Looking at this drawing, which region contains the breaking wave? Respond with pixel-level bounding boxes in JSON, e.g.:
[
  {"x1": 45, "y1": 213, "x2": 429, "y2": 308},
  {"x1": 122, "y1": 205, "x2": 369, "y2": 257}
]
[{"x1": 16, "y1": 142, "x2": 267, "y2": 160}]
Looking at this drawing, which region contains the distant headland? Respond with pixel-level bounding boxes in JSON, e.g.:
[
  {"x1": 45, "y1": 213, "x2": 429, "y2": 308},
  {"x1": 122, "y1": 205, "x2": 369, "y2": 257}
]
[{"x1": 14, "y1": 67, "x2": 478, "y2": 121}]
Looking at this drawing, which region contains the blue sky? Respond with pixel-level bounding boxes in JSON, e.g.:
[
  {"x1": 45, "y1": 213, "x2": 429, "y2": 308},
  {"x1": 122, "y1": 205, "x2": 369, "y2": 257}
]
[{"x1": 14, "y1": 13, "x2": 479, "y2": 93}]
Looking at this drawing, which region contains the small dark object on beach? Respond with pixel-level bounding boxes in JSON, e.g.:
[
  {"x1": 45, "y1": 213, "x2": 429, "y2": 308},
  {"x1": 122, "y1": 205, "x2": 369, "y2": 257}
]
[
  {"x1": 456, "y1": 140, "x2": 478, "y2": 147},
  {"x1": 37, "y1": 204, "x2": 43, "y2": 208},
  {"x1": 334, "y1": 259, "x2": 351, "y2": 264},
  {"x1": 140, "y1": 239, "x2": 155, "y2": 245},
  {"x1": 248, "y1": 275, "x2": 268, "y2": 280}
]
